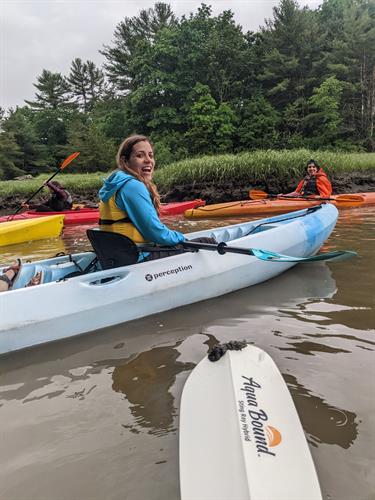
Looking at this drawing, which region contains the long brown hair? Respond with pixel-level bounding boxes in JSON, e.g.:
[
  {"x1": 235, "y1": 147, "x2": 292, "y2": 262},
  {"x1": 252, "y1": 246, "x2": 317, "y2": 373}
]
[{"x1": 116, "y1": 135, "x2": 161, "y2": 212}]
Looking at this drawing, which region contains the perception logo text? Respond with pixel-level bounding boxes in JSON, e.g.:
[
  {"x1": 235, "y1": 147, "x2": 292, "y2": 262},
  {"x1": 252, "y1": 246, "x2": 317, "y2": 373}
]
[{"x1": 145, "y1": 264, "x2": 193, "y2": 281}]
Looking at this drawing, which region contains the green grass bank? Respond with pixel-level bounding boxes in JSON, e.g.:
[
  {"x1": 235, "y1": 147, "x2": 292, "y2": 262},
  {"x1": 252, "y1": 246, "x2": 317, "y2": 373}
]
[{"x1": 1, "y1": 149, "x2": 375, "y2": 210}]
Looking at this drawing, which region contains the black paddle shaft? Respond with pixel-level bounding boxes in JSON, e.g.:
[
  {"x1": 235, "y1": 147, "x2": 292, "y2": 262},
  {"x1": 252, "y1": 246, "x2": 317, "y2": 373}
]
[
  {"x1": 11, "y1": 152, "x2": 80, "y2": 218},
  {"x1": 12, "y1": 169, "x2": 62, "y2": 217},
  {"x1": 182, "y1": 240, "x2": 253, "y2": 256}
]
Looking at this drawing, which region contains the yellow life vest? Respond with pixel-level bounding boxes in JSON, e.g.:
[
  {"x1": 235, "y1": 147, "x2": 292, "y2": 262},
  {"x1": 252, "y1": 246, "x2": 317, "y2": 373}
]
[{"x1": 99, "y1": 194, "x2": 148, "y2": 243}]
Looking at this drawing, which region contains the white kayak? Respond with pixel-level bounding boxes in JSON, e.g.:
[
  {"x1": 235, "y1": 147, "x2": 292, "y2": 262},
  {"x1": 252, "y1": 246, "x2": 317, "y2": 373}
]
[
  {"x1": 0, "y1": 204, "x2": 339, "y2": 355},
  {"x1": 179, "y1": 343, "x2": 322, "y2": 500}
]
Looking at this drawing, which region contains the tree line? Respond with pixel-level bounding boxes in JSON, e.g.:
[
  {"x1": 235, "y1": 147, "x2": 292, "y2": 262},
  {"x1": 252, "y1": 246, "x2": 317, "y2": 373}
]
[{"x1": 0, "y1": 0, "x2": 374, "y2": 180}]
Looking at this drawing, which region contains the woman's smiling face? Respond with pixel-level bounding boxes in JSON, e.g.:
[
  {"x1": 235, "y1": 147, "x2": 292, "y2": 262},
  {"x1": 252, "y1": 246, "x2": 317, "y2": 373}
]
[
  {"x1": 126, "y1": 140, "x2": 155, "y2": 180},
  {"x1": 307, "y1": 164, "x2": 319, "y2": 175}
]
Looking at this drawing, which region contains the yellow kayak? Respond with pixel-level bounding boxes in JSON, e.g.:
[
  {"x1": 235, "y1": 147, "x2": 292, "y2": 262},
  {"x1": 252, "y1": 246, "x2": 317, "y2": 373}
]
[{"x1": 0, "y1": 215, "x2": 64, "y2": 247}]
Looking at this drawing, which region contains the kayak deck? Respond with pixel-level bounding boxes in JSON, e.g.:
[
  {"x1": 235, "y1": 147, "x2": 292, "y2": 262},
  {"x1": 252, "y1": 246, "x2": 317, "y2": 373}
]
[
  {"x1": 0, "y1": 215, "x2": 64, "y2": 246},
  {"x1": 184, "y1": 192, "x2": 375, "y2": 218}
]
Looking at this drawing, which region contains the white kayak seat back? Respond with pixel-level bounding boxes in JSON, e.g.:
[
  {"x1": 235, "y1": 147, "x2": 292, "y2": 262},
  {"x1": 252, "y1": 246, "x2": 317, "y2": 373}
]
[{"x1": 86, "y1": 229, "x2": 139, "y2": 270}]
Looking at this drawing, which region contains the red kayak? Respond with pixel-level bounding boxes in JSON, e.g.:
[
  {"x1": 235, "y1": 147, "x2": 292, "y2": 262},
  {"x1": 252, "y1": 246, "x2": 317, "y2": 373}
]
[{"x1": 0, "y1": 199, "x2": 205, "y2": 225}]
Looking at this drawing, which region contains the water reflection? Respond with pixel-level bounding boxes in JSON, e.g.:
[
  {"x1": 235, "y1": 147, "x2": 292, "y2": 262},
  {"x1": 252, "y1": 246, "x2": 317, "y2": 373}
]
[
  {"x1": 280, "y1": 294, "x2": 375, "y2": 332},
  {"x1": 304, "y1": 332, "x2": 375, "y2": 350},
  {"x1": 110, "y1": 342, "x2": 195, "y2": 436},
  {"x1": 285, "y1": 373, "x2": 358, "y2": 449},
  {"x1": 279, "y1": 340, "x2": 350, "y2": 355},
  {"x1": 0, "y1": 369, "x2": 93, "y2": 403},
  {"x1": 0, "y1": 236, "x2": 67, "y2": 264}
]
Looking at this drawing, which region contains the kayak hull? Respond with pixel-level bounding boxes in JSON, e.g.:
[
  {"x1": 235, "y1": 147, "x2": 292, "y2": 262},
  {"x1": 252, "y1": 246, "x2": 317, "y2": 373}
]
[
  {"x1": 0, "y1": 199, "x2": 206, "y2": 225},
  {"x1": 184, "y1": 192, "x2": 375, "y2": 218},
  {"x1": 0, "y1": 204, "x2": 338, "y2": 354},
  {"x1": 0, "y1": 215, "x2": 64, "y2": 247}
]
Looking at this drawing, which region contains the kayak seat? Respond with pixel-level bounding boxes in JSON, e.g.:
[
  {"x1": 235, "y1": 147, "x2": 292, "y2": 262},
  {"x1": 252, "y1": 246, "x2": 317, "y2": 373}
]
[
  {"x1": 86, "y1": 229, "x2": 139, "y2": 270},
  {"x1": 11, "y1": 263, "x2": 53, "y2": 290},
  {"x1": 11, "y1": 259, "x2": 89, "y2": 290}
]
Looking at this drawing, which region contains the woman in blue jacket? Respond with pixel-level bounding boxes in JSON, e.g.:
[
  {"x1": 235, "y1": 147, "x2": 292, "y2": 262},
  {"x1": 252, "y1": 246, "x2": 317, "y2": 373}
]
[{"x1": 99, "y1": 134, "x2": 213, "y2": 261}]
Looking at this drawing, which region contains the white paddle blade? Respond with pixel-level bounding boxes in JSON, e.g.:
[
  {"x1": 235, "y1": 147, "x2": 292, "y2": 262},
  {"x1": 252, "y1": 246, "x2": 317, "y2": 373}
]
[{"x1": 179, "y1": 345, "x2": 322, "y2": 500}]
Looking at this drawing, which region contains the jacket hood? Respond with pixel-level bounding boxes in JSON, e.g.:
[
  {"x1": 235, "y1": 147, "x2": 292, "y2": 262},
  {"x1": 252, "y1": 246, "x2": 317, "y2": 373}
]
[
  {"x1": 99, "y1": 170, "x2": 134, "y2": 202},
  {"x1": 315, "y1": 168, "x2": 328, "y2": 177}
]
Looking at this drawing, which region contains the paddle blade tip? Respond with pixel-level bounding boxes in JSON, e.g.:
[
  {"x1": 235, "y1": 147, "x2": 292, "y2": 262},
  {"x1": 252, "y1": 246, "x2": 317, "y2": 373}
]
[
  {"x1": 249, "y1": 189, "x2": 268, "y2": 200},
  {"x1": 326, "y1": 250, "x2": 358, "y2": 262},
  {"x1": 61, "y1": 151, "x2": 80, "y2": 170}
]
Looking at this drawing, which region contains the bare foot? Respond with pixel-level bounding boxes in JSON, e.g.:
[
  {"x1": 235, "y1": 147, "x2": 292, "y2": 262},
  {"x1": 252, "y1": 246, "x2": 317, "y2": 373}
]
[
  {"x1": 0, "y1": 269, "x2": 15, "y2": 292},
  {"x1": 26, "y1": 271, "x2": 42, "y2": 287},
  {"x1": 0, "y1": 260, "x2": 21, "y2": 292}
]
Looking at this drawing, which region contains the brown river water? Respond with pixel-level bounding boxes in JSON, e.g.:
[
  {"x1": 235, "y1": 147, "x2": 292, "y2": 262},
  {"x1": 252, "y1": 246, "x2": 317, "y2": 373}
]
[{"x1": 0, "y1": 208, "x2": 374, "y2": 500}]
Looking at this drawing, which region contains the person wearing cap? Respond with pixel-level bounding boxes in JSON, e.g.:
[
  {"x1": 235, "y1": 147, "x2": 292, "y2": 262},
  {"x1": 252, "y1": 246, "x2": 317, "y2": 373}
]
[
  {"x1": 281, "y1": 160, "x2": 332, "y2": 198},
  {"x1": 22, "y1": 180, "x2": 73, "y2": 211}
]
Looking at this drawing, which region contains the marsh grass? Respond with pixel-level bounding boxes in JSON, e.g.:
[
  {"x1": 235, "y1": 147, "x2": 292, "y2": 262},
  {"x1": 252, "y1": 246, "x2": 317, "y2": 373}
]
[
  {"x1": 0, "y1": 172, "x2": 107, "y2": 198},
  {"x1": 0, "y1": 150, "x2": 374, "y2": 198},
  {"x1": 154, "y1": 149, "x2": 375, "y2": 189}
]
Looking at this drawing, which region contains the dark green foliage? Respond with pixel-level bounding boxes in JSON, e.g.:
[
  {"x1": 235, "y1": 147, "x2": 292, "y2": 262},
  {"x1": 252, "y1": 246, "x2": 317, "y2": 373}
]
[
  {"x1": 317, "y1": 0, "x2": 375, "y2": 148},
  {"x1": 257, "y1": 0, "x2": 324, "y2": 109},
  {"x1": 33, "y1": 109, "x2": 69, "y2": 147},
  {"x1": 64, "y1": 119, "x2": 116, "y2": 173},
  {"x1": 0, "y1": 131, "x2": 24, "y2": 180},
  {"x1": 67, "y1": 58, "x2": 106, "y2": 112},
  {"x1": 1, "y1": 107, "x2": 51, "y2": 175},
  {"x1": 101, "y1": 2, "x2": 176, "y2": 92},
  {"x1": 184, "y1": 84, "x2": 237, "y2": 154},
  {"x1": 305, "y1": 76, "x2": 344, "y2": 147},
  {"x1": 236, "y1": 94, "x2": 280, "y2": 150}
]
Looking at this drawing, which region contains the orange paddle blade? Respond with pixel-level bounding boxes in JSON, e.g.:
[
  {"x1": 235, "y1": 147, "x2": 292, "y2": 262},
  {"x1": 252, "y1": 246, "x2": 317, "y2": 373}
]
[
  {"x1": 60, "y1": 151, "x2": 80, "y2": 170},
  {"x1": 335, "y1": 194, "x2": 365, "y2": 203},
  {"x1": 249, "y1": 189, "x2": 268, "y2": 200}
]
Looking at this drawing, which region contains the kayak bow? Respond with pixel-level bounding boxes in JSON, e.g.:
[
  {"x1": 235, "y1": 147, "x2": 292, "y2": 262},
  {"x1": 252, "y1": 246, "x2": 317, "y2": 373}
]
[{"x1": 0, "y1": 215, "x2": 64, "y2": 247}]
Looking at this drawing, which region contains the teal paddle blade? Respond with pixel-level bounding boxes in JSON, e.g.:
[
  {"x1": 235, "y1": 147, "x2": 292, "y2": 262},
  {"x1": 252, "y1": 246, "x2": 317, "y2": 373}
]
[{"x1": 252, "y1": 249, "x2": 358, "y2": 263}]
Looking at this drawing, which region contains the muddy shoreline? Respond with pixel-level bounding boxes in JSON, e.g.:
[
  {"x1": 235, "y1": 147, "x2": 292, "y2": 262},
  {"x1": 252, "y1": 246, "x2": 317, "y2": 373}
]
[{"x1": 1, "y1": 172, "x2": 375, "y2": 213}]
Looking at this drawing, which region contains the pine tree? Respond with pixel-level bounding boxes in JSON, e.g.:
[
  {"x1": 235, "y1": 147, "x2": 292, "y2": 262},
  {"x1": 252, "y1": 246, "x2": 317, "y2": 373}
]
[
  {"x1": 317, "y1": 0, "x2": 375, "y2": 148},
  {"x1": 101, "y1": 2, "x2": 176, "y2": 92},
  {"x1": 305, "y1": 76, "x2": 343, "y2": 146},
  {"x1": 25, "y1": 70, "x2": 71, "y2": 109},
  {"x1": 67, "y1": 58, "x2": 106, "y2": 112},
  {"x1": 257, "y1": 0, "x2": 324, "y2": 110}
]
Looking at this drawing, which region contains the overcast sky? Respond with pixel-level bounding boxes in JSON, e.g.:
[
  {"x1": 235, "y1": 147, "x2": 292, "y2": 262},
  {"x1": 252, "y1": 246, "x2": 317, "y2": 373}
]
[{"x1": 1, "y1": 0, "x2": 321, "y2": 110}]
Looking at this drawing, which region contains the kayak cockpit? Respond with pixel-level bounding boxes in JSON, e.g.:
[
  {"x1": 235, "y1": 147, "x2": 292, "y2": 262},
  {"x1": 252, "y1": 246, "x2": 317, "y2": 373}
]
[{"x1": 10, "y1": 252, "x2": 100, "y2": 290}]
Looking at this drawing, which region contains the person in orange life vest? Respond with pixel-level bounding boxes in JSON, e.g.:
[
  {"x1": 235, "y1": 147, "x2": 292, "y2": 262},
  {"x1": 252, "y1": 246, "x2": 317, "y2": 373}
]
[
  {"x1": 281, "y1": 160, "x2": 332, "y2": 198},
  {"x1": 98, "y1": 134, "x2": 215, "y2": 261}
]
